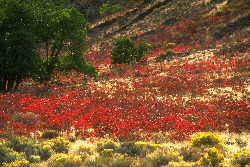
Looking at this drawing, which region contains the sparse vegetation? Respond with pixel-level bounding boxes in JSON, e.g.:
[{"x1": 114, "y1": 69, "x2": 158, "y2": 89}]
[
  {"x1": 232, "y1": 151, "x2": 250, "y2": 167},
  {"x1": 0, "y1": 133, "x2": 249, "y2": 167}
]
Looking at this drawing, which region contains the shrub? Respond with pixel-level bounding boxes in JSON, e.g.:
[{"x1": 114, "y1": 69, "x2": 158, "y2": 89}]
[
  {"x1": 0, "y1": 132, "x2": 11, "y2": 139},
  {"x1": 156, "y1": 42, "x2": 176, "y2": 62},
  {"x1": 97, "y1": 139, "x2": 119, "y2": 153},
  {"x1": 41, "y1": 130, "x2": 59, "y2": 139},
  {"x1": 232, "y1": 151, "x2": 250, "y2": 167},
  {"x1": 117, "y1": 142, "x2": 141, "y2": 156},
  {"x1": 199, "y1": 147, "x2": 224, "y2": 167},
  {"x1": 191, "y1": 132, "x2": 222, "y2": 147},
  {"x1": 47, "y1": 153, "x2": 83, "y2": 167},
  {"x1": 0, "y1": 143, "x2": 26, "y2": 165},
  {"x1": 6, "y1": 136, "x2": 42, "y2": 162},
  {"x1": 39, "y1": 144, "x2": 53, "y2": 160},
  {"x1": 28, "y1": 155, "x2": 40, "y2": 163},
  {"x1": 99, "y1": 3, "x2": 122, "y2": 17},
  {"x1": 144, "y1": 148, "x2": 181, "y2": 167},
  {"x1": 87, "y1": 152, "x2": 130, "y2": 167},
  {"x1": 134, "y1": 141, "x2": 158, "y2": 156},
  {"x1": 180, "y1": 146, "x2": 203, "y2": 162},
  {"x1": 110, "y1": 36, "x2": 150, "y2": 65},
  {"x1": 7, "y1": 137, "x2": 53, "y2": 161},
  {"x1": 57, "y1": 52, "x2": 98, "y2": 80},
  {"x1": 2, "y1": 159, "x2": 30, "y2": 167},
  {"x1": 48, "y1": 137, "x2": 70, "y2": 153},
  {"x1": 6, "y1": 136, "x2": 24, "y2": 152},
  {"x1": 111, "y1": 36, "x2": 136, "y2": 64},
  {"x1": 135, "y1": 42, "x2": 152, "y2": 62},
  {"x1": 100, "y1": 148, "x2": 114, "y2": 157},
  {"x1": 110, "y1": 158, "x2": 132, "y2": 167},
  {"x1": 70, "y1": 140, "x2": 96, "y2": 156},
  {"x1": 155, "y1": 50, "x2": 176, "y2": 62},
  {"x1": 162, "y1": 42, "x2": 176, "y2": 50}
]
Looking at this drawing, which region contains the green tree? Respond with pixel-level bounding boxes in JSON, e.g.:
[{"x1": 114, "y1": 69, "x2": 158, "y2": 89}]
[
  {"x1": 0, "y1": 0, "x2": 40, "y2": 92},
  {"x1": 0, "y1": 0, "x2": 96, "y2": 92},
  {"x1": 32, "y1": 0, "x2": 89, "y2": 73}
]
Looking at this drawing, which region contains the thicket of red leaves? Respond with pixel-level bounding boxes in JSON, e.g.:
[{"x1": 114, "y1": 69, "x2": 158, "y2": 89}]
[
  {"x1": 0, "y1": 16, "x2": 249, "y2": 140},
  {"x1": 1, "y1": 53, "x2": 249, "y2": 140}
]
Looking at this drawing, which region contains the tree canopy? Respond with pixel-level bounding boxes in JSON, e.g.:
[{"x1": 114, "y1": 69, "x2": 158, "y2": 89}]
[{"x1": 0, "y1": 0, "x2": 96, "y2": 92}]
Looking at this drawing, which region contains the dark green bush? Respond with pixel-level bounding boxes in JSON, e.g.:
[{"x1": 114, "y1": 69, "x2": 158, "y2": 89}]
[
  {"x1": 58, "y1": 52, "x2": 98, "y2": 80},
  {"x1": 99, "y1": 3, "x2": 122, "y2": 17},
  {"x1": 199, "y1": 147, "x2": 224, "y2": 167},
  {"x1": 32, "y1": 0, "x2": 90, "y2": 76},
  {"x1": 5, "y1": 135, "x2": 52, "y2": 162},
  {"x1": 110, "y1": 36, "x2": 150, "y2": 65},
  {"x1": 111, "y1": 36, "x2": 136, "y2": 64},
  {"x1": 38, "y1": 144, "x2": 53, "y2": 161},
  {"x1": 191, "y1": 132, "x2": 222, "y2": 147},
  {"x1": 28, "y1": 155, "x2": 40, "y2": 163},
  {"x1": 117, "y1": 142, "x2": 141, "y2": 156},
  {"x1": 96, "y1": 139, "x2": 119, "y2": 153},
  {"x1": 180, "y1": 146, "x2": 203, "y2": 162},
  {"x1": 6, "y1": 136, "x2": 43, "y2": 162},
  {"x1": 6, "y1": 136, "x2": 28, "y2": 153},
  {"x1": 2, "y1": 159, "x2": 31, "y2": 167},
  {"x1": 41, "y1": 130, "x2": 59, "y2": 139},
  {"x1": 143, "y1": 148, "x2": 180, "y2": 167},
  {"x1": 48, "y1": 137, "x2": 70, "y2": 153},
  {"x1": 0, "y1": 142, "x2": 26, "y2": 165},
  {"x1": 135, "y1": 42, "x2": 152, "y2": 62}
]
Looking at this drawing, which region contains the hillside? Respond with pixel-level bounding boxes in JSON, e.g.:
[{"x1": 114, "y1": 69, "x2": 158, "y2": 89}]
[
  {"x1": 0, "y1": 0, "x2": 250, "y2": 166},
  {"x1": 82, "y1": 0, "x2": 250, "y2": 124}
]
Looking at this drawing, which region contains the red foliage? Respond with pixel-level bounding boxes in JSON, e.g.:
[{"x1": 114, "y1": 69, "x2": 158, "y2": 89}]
[
  {"x1": 172, "y1": 45, "x2": 192, "y2": 52},
  {"x1": 1, "y1": 48, "x2": 249, "y2": 140},
  {"x1": 0, "y1": 16, "x2": 249, "y2": 140},
  {"x1": 208, "y1": 16, "x2": 223, "y2": 22}
]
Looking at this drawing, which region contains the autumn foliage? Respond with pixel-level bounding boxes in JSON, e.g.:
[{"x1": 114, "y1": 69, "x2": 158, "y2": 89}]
[
  {"x1": 0, "y1": 1, "x2": 249, "y2": 141},
  {"x1": 1, "y1": 42, "x2": 249, "y2": 140}
]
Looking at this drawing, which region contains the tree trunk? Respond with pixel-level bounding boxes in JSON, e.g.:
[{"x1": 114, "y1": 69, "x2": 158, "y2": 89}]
[{"x1": 6, "y1": 78, "x2": 15, "y2": 92}]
